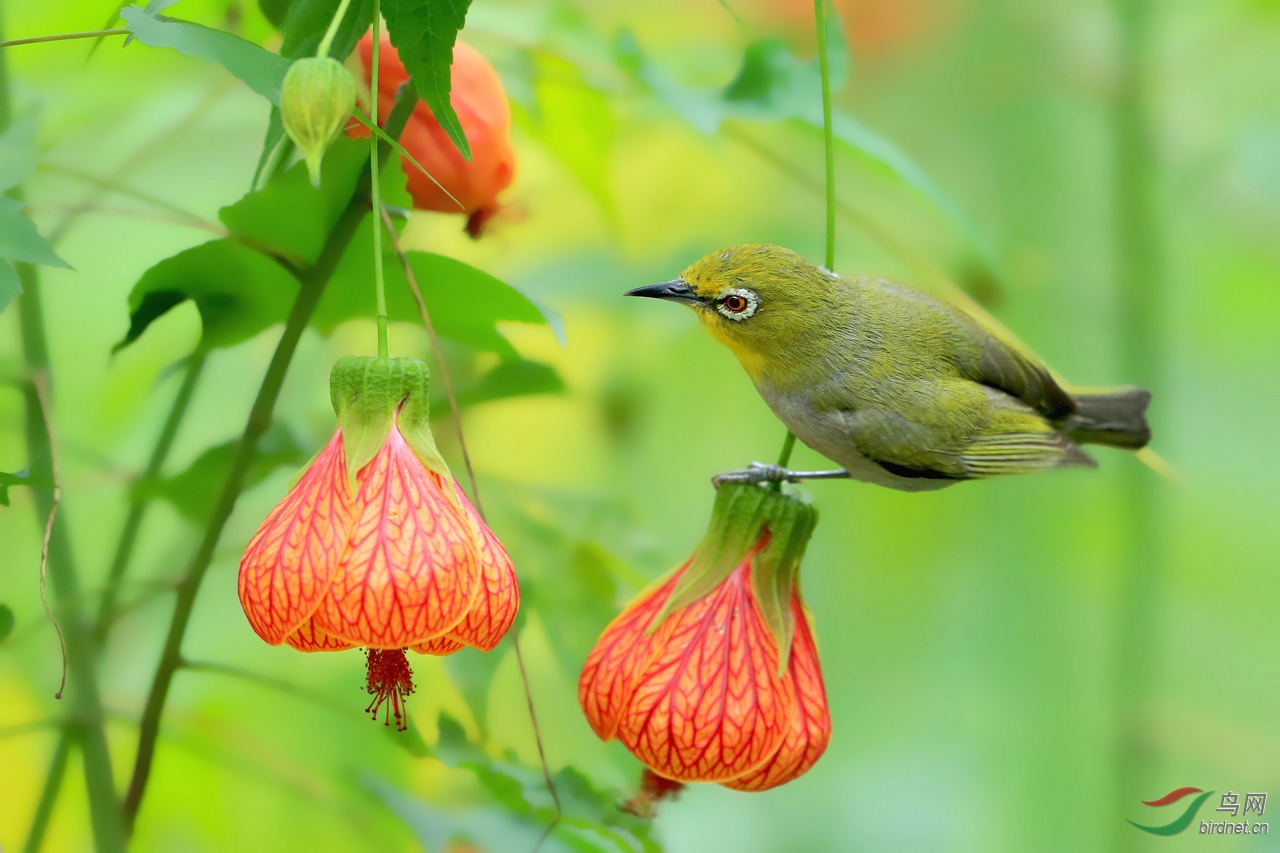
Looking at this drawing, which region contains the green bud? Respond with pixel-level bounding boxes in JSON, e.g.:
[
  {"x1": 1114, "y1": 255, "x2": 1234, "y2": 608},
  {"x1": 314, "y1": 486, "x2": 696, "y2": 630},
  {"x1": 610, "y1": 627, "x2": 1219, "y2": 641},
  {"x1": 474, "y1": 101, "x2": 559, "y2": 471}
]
[{"x1": 280, "y1": 57, "x2": 357, "y2": 188}]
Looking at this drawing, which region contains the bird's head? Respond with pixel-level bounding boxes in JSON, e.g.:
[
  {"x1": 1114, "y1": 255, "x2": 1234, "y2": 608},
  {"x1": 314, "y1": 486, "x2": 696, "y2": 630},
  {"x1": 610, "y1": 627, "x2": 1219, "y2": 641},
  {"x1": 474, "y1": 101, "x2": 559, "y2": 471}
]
[{"x1": 626, "y1": 244, "x2": 839, "y2": 377}]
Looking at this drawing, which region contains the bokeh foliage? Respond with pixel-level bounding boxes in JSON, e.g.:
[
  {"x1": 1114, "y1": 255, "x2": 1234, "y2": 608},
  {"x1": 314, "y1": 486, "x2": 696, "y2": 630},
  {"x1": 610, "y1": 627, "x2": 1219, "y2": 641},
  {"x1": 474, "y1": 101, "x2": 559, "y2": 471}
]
[{"x1": 2, "y1": 0, "x2": 1279, "y2": 851}]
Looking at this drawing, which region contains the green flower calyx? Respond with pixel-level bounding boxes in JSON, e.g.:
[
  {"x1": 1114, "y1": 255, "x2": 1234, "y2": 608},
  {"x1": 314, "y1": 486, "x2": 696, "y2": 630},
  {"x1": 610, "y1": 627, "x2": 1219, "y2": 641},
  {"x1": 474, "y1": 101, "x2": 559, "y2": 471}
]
[
  {"x1": 648, "y1": 483, "x2": 819, "y2": 677},
  {"x1": 329, "y1": 356, "x2": 452, "y2": 495},
  {"x1": 281, "y1": 56, "x2": 357, "y2": 188}
]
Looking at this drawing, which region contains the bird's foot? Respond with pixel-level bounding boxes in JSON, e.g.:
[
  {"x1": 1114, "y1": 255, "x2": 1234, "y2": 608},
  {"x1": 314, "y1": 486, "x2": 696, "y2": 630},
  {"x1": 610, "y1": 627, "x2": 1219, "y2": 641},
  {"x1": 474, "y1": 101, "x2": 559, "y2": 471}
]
[{"x1": 711, "y1": 463, "x2": 851, "y2": 487}]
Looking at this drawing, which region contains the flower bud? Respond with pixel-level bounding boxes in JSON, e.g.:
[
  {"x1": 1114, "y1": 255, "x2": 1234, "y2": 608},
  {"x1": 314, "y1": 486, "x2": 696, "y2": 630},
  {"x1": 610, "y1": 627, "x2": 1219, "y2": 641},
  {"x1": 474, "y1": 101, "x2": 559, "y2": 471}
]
[{"x1": 281, "y1": 56, "x2": 358, "y2": 187}]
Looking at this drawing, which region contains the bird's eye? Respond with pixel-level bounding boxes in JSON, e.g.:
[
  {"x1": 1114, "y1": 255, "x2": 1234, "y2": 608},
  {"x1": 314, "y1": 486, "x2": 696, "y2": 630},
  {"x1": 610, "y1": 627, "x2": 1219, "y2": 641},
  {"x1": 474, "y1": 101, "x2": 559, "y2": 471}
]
[{"x1": 715, "y1": 288, "x2": 759, "y2": 321}]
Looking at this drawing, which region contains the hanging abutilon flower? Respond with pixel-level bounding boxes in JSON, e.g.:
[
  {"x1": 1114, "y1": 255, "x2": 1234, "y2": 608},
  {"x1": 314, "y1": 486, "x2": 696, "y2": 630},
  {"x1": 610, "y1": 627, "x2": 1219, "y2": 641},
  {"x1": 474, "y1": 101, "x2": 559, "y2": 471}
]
[
  {"x1": 579, "y1": 484, "x2": 830, "y2": 797},
  {"x1": 350, "y1": 32, "x2": 516, "y2": 237},
  {"x1": 238, "y1": 357, "x2": 518, "y2": 730}
]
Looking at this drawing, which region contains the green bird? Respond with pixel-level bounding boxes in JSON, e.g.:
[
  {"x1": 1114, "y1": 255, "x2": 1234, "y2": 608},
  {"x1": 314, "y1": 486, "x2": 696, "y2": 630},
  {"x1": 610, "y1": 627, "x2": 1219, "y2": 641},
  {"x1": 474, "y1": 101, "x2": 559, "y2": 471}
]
[{"x1": 627, "y1": 244, "x2": 1151, "y2": 491}]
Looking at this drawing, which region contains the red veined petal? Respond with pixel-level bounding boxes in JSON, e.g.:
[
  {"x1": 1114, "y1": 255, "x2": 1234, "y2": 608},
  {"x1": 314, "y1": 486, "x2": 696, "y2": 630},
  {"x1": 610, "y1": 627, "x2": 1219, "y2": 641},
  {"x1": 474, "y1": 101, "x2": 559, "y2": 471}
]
[
  {"x1": 578, "y1": 569, "x2": 683, "y2": 742},
  {"x1": 617, "y1": 564, "x2": 789, "y2": 783},
  {"x1": 284, "y1": 614, "x2": 357, "y2": 652},
  {"x1": 410, "y1": 635, "x2": 466, "y2": 656},
  {"x1": 722, "y1": 594, "x2": 830, "y2": 791},
  {"x1": 443, "y1": 482, "x2": 519, "y2": 651},
  {"x1": 316, "y1": 424, "x2": 481, "y2": 647},
  {"x1": 238, "y1": 431, "x2": 355, "y2": 644}
]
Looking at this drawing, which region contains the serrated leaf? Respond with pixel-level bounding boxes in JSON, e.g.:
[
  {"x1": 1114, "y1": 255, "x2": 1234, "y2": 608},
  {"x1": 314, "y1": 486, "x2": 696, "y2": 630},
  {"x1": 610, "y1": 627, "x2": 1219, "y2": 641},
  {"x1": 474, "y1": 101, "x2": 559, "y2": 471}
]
[
  {"x1": 0, "y1": 261, "x2": 21, "y2": 314},
  {"x1": 122, "y1": 5, "x2": 292, "y2": 104},
  {"x1": 115, "y1": 239, "x2": 300, "y2": 350},
  {"x1": 381, "y1": 0, "x2": 474, "y2": 161},
  {"x1": 0, "y1": 199, "x2": 70, "y2": 269},
  {"x1": 132, "y1": 424, "x2": 307, "y2": 522},
  {"x1": 0, "y1": 604, "x2": 13, "y2": 642}
]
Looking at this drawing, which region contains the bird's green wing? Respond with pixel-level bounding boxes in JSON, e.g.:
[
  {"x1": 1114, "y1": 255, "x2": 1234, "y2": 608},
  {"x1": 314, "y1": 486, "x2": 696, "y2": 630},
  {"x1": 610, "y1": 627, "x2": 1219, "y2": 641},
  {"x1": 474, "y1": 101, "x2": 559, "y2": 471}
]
[
  {"x1": 956, "y1": 313, "x2": 1077, "y2": 419},
  {"x1": 958, "y1": 400, "x2": 1096, "y2": 477}
]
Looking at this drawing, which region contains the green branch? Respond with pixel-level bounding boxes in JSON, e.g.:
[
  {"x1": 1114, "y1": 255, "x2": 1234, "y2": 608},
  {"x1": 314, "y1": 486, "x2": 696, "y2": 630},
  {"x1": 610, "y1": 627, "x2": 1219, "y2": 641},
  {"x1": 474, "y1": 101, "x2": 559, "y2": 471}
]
[{"x1": 119, "y1": 91, "x2": 419, "y2": 836}]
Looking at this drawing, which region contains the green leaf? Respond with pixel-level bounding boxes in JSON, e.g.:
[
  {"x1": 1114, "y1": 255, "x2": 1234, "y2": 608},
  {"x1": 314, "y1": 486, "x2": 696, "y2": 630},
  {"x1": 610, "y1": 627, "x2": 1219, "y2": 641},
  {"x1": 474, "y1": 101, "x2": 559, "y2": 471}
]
[
  {"x1": 132, "y1": 424, "x2": 308, "y2": 522},
  {"x1": 222, "y1": 136, "x2": 371, "y2": 266},
  {"x1": 122, "y1": 5, "x2": 292, "y2": 104},
  {"x1": 0, "y1": 198, "x2": 70, "y2": 269},
  {"x1": 115, "y1": 239, "x2": 300, "y2": 351},
  {"x1": 0, "y1": 107, "x2": 40, "y2": 193},
  {"x1": 0, "y1": 604, "x2": 13, "y2": 642},
  {"x1": 318, "y1": 244, "x2": 550, "y2": 357},
  {"x1": 439, "y1": 359, "x2": 566, "y2": 409},
  {"x1": 259, "y1": 0, "x2": 296, "y2": 28},
  {"x1": 0, "y1": 260, "x2": 20, "y2": 314},
  {"x1": 381, "y1": 0, "x2": 474, "y2": 161}
]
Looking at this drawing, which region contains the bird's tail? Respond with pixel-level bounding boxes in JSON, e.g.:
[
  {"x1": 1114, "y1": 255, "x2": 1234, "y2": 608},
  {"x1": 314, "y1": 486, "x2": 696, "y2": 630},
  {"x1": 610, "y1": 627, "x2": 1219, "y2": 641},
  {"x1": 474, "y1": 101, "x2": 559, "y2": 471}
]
[{"x1": 1057, "y1": 387, "x2": 1152, "y2": 449}]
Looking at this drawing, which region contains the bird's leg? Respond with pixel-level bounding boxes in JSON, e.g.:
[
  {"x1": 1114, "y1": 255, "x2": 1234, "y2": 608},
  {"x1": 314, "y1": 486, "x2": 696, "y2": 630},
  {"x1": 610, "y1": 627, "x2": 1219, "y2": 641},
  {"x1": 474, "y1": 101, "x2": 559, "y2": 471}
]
[{"x1": 711, "y1": 462, "x2": 851, "y2": 487}]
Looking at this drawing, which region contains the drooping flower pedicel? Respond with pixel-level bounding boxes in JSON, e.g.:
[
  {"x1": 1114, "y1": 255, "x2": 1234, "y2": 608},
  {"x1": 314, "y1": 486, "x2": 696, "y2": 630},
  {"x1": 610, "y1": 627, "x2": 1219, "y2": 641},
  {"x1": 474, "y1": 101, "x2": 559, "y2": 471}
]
[
  {"x1": 238, "y1": 357, "x2": 518, "y2": 730},
  {"x1": 579, "y1": 483, "x2": 830, "y2": 796}
]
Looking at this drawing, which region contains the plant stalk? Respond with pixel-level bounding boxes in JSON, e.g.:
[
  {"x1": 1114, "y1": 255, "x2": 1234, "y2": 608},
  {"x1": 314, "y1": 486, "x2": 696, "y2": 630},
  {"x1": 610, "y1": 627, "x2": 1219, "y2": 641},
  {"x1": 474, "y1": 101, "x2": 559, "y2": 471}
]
[{"x1": 1111, "y1": 0, "x2": 1163, "y2": 847}]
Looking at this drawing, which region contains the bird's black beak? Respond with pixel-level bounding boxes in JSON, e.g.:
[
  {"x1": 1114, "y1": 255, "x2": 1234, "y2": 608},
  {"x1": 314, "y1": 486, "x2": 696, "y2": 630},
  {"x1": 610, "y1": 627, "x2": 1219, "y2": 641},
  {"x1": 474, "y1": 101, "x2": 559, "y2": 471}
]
[{"x1": 624, "y1": 278, "x2": 703, "y2": 306}]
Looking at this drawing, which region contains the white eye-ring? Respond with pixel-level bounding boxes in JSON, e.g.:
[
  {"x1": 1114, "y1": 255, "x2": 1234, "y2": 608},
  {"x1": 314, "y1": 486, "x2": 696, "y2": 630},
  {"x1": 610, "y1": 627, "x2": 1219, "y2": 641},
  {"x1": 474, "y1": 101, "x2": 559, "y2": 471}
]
[{"x1": 715, "y1": 288, "x2": 759, "y2": 321}]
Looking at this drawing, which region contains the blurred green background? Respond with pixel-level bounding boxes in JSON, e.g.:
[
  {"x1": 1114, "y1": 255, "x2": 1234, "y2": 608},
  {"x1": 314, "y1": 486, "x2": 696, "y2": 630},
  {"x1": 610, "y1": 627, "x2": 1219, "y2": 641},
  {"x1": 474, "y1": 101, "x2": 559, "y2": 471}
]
[{"x1": 2, "y1": 0, "x2": 1279, "y2": 850}]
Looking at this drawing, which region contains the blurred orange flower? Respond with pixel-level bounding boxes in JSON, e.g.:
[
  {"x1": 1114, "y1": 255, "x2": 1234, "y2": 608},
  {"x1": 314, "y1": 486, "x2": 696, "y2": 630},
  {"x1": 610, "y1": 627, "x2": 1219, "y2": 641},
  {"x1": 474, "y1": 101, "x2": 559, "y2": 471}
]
[
  {"x1": 238, "y1": 357, "x2": 518, "y2": 728},
  {"x1": 351, "y1": 32, "x2": 516, "y2": 236},
  {"x1": 579, "y1": 485, "x2": 830, "y2": 792}
]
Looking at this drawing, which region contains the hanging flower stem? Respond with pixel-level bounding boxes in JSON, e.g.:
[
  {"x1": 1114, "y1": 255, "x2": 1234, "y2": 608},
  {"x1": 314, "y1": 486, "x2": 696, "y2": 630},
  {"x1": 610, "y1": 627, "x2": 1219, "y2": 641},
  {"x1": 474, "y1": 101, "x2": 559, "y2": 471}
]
[
  {"x1": 119, "y1": 88, "x2": 420, "y2": 837},
  {"x1": 370, "y1": 0, "x2": 389, "y2": 359},
  {"x1": 314, "y1": 0, "x2": 354, "y2": 59}
]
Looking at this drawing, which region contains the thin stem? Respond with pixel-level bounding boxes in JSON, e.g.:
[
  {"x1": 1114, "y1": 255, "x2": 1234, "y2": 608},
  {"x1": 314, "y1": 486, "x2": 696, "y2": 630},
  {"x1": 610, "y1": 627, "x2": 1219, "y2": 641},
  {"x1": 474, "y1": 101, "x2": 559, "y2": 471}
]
[
  {"x1": 95, "y1": 348, "x2": 208, "y2": 645},
  {"x1": 15, "y1": 268, "x2": 126, "y2": 853},
  {"x1": 813, "y1": 0, "x2": 836, "y2": 272},
  {"x1": 513, "y1": 630, "x2": 561, "y2": 849},
  {"x1": 765, "y1": 0, "x2": 836, "y2": 488},
  {"x1": 378, "y1": 204, "x2": 560, "y2": 841},
  {"x1": 23, "y1": 737, "x2": 72, "y2": 853},
  {"x1": 378, "y1": 205, "x2": 481, "y2": 513},
  {"x1": 315, "y1": 0, "x2": 354, "y2": 59},
  {"x1": 370, "y1": 0, "x2": 388, "y2": 359},
  {"x1": 119, "y1": 93, "x2": 418, "y2": 837},
  {"x1": 0, "y1": 28, "x2": 127, "y2": 49}
]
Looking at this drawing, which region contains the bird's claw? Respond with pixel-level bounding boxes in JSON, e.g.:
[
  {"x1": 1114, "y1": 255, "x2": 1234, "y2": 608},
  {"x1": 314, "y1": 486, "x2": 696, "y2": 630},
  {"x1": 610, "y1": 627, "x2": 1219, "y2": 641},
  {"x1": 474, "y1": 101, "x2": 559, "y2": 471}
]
[{"x1": 711, "y1": 464, "x2": 852, "y2": 487}]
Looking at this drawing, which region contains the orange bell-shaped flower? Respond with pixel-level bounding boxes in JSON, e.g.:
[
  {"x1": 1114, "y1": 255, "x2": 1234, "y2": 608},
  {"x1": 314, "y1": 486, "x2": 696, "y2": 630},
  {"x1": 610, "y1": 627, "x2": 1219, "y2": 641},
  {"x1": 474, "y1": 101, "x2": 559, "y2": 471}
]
[
  {"x1": 350, "y1": 32, "x2": 516, "y2": 236},
  {"x1": 579, "y1": 484, "x2": 830, "y2": 793},
  {"x1": 239, "y1": 357, "x2": 518, "y2": 728}
]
